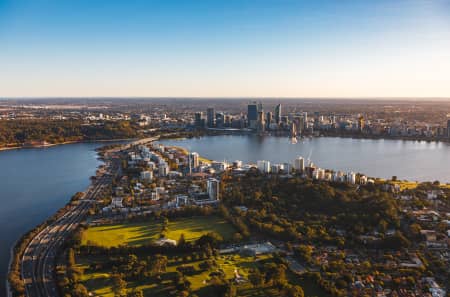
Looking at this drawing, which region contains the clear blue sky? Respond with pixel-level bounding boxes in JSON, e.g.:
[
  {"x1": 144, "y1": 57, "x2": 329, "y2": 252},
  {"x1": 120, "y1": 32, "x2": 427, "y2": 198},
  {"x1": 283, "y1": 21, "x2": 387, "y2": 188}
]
[{"x1": 0, "y1": 0, "x2": 449, "y2": 97}]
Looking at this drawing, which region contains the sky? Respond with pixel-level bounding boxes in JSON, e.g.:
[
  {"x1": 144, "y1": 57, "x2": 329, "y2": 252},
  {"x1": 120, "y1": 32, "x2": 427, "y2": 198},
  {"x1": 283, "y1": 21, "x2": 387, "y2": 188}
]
[{"x1": 0, "y1": 0, "x2": 449, "y2": 98}]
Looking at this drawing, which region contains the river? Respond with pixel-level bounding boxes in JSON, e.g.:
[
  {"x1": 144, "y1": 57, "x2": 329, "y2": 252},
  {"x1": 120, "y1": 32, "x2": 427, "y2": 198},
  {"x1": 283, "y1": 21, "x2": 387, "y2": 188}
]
[
  {"x1": 159, "y1": 135, "x2": 450, "y2": 182},
  {"x1": 0, "y1": 143, "x2": 107, "y2": 295}
]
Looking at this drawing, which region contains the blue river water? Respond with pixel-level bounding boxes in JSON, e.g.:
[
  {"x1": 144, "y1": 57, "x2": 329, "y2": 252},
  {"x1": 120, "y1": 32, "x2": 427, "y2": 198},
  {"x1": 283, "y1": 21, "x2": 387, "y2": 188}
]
[
  {"x1": 0, "y1": 143, "x2": 105, "y2": 295},
  {"x1": 160, "y1": 135, "x2": 450, "y2": 183}
]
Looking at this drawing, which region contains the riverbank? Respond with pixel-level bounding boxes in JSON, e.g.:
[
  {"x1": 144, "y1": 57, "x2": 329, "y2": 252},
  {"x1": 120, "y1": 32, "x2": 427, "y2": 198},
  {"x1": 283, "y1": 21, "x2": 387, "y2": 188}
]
[
  {"x1": 159, "y1": 134, "x2": 450, "y2": 182},
  {"x1": 165, "y1": 145, "x2": 212, "y2": 163},
  {"x1": 6, "y1": 238, "x2": 16, "y2": 297},
  {"x1": 0, "y1": 138, "x2": 137, "y2": 152},
  {"x1": 4, "y1": 142, "x2": 113, "y2": 297},
  {"x1": 320, "y1": 132, "x2": 450, "y2": 143},
  {"x1": 198, "y1": 128, "x2": 450, "y2": 144}
]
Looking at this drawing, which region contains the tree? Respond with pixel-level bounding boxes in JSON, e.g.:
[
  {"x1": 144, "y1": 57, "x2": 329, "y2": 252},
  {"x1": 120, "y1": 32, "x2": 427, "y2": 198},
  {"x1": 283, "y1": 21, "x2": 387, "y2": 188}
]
[
  {"x1": 73, "y1": 283, "x2": 89, "y2": 297},
  {"x1": 196, "y1": 232, "x2": 223, "y2": 247},
  {"x1": 127, "y1": 289, "x2": 144, "y2": 297},
  {"x1": 284, "y1": 285, "x2": 305, "y2": 297},
  {"x1": 149, "y1": 254, "x2": 168, "y2": 275},
  {"x1": 178, "y1": 233, "x2": 186, "y2": 247},
  {"x1": 248, "y1": 269, "x2": 264, "y2": 287},
  {"x1": 232, "y1": 232, "x2": 243, "y2": 242},
  {"x1": 68, "y1": 248, "x2": 76, "y2": 267},
  {"x1": 295, "y1": 245, "x2": 313, "y2": 264},
  {"x1": 112, "y1": 274, "x2": 127, "y2": 296}
]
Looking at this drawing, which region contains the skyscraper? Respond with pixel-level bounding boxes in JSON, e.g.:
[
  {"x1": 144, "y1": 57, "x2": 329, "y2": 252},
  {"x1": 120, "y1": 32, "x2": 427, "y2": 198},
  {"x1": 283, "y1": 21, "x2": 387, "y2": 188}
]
[
  {"x1": 207, "y1": 107, "x2": 215, "y2": 128},
  {"x1": 266, "y1": 111, "x2": 273, "y2": 128},
  {"x1": 257, "y1": 110, "x2": 265, "y2": 133},
  {"x1": 247, "y1": 102, "x2": 258, "y2": 129},
  {"x1": 293, "y1": 116, "x2": 304, "y2": 135},
  {"x1": 215, "y1": 112, "x2": 224, "y2": 128},
  {"x1": 194, "y1": 112, "x2": 204, "y2": 127},
  {"x1": 274, "y1": 104, "x2": 281, "y2": 124}
]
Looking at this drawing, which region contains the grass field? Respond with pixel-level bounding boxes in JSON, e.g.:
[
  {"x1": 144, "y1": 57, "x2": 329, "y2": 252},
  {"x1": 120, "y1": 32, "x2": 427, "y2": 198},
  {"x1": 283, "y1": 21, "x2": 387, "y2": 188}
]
[{"x1": 81, "y1": 216, "x2": 235, "y2": 247}]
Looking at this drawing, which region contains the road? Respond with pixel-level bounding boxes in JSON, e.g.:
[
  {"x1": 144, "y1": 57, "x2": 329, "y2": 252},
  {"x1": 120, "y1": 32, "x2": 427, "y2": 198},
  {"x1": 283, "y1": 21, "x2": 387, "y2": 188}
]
[
  {"x1": 18, "y1": 138, "x2": 156, "y2": 297},
  {"x1": 20, "y1": 160, "x2": 116, "y2": 297}
]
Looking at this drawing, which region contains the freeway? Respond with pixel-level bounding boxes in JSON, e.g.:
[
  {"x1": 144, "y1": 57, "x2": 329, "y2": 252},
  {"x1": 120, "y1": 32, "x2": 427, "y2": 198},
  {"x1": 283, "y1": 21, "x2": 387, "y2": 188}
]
[
  {"x1": 20, "y1": 158, "x2": 117, "y2": 297},
  {"x1": 17, "y1": 138, "x2": 156, "y2": 297}
]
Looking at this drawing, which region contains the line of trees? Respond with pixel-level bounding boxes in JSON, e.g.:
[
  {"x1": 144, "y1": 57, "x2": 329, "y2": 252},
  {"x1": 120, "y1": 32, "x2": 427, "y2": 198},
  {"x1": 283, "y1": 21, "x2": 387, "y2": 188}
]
[{"x1": 0, "y1": 119, "x2": 138, "y2": 146}]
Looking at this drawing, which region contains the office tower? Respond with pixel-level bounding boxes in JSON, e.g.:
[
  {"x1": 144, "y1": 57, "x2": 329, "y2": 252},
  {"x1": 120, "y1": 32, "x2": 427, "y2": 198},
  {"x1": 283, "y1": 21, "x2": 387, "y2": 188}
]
[
  {"x1": 207, "y1": 107, "x2": 215, "y2": 128},
  {"x1": 257, "y1": 111, "x2": 265, "y2": 133},
  {"x1": 293, "y1": 116, "x2": 304, "y2": 135},
  {"x1": 207, "y1": 178, "x2": 220, "y2": 200},
  {"x1": 257, "y1": 160, "x2": 271, "y2": 173},
  {"x1": 303, "y1": 112, "x2": 308, "y2": 123},
  {"x1": 247, "y1": 102, "x2": 258, "y2": 129},
  {"x1": 194, "y1": 112, "x2": 204, "y2": 127},
  {"x1": 314, "y1": 111, "x2": 320, "y2": 129},
  {"x1": 293, "y1": 157, "x2": 305, "y2": 172},
  {"x1": 266, "y1": 111, "x2": 273, "y2": 128},
  {"x1": 224, "y1": 114, "x2": 232, "y2": 127},
  {"x1": 215, "y1": 112, "x2": 224, "y2": 128},
  {"x1": 275, "y1": 104, "x2": 281, "y2": 124}
]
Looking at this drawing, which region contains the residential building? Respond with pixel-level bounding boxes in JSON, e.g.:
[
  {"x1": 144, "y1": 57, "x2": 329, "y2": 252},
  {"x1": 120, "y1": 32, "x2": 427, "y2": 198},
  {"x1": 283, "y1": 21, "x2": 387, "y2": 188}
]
[{"x1": 207, "y1": 178, "x2": 220, "y2": 200}]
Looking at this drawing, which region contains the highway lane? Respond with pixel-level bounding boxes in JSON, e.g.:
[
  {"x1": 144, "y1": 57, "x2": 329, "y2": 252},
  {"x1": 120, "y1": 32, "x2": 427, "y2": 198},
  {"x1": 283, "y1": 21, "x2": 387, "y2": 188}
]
[
  {"x1": 18, "y1": 140, "x2": 151, "y2": 297},
  {"x1": 20, "y1": 159, "x2": 116, "y2": 297}
]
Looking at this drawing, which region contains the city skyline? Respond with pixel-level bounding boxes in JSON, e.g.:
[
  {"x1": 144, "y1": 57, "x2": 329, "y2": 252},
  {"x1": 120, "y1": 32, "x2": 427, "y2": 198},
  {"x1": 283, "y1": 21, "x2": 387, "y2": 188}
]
[{"x1": 1, "y1": 0, "x2": 450, "y2": 98}]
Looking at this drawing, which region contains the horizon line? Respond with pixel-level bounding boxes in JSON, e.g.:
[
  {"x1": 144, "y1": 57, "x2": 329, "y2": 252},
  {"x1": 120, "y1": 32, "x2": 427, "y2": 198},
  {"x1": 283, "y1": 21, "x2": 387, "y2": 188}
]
[{"x1": 2, "y1": 96, "x2": 450, "y2": 101}]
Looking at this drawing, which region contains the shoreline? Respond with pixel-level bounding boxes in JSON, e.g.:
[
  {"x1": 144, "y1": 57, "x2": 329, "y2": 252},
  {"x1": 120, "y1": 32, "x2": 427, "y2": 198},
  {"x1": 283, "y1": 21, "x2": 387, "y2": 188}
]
[
  {"x1": 5, "y1": 137, "x2": 158, "y2": 297},
  {"x1": 0, "y1": 138, "x2": 136, "y2": 152},
  {"x1": 162, "y1": 129, "x2": 450, "y2": 144},
  {"x1": 5, "y1": 238, "x2": 16, "y2": 297},
  {"x1": 5, "y1": 145, "x2": 111, "y2": 297},
  {"x1": 3, "y1": 132, "x2": 448, "y2": 153}
]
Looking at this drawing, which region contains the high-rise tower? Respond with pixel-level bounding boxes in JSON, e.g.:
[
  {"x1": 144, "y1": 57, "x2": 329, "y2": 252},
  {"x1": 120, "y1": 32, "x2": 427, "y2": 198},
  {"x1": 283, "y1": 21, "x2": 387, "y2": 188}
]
[
  {"x1": 274, "y1": 104, "x2": 281, "y2": 124},
  {"x1": 207, "y1": 107, "x2": 215, "y2": 128}
]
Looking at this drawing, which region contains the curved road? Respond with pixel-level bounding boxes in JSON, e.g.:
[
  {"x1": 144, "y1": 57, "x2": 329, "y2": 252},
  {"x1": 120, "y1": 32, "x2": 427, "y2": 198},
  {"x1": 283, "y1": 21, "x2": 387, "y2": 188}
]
[
  {"x1": 20, "y1": 163, "x2": 114, "y2": 297},
  {"x1": 17, "y1": 138, "x2": 156, "y2": 297}
]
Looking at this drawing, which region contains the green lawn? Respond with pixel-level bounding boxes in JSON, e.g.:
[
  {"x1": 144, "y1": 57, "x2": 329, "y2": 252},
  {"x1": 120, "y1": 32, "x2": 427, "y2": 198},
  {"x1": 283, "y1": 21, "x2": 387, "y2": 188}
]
[
  {"x1": 166, "y1": 216, "x2": 235, "y2": 242},
  {"x1": 81, "y1": 216, "x2": 235, "y2": 247},
  {"x1": 81, "y1": 222, "x2": 161, "y2": 247}
]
